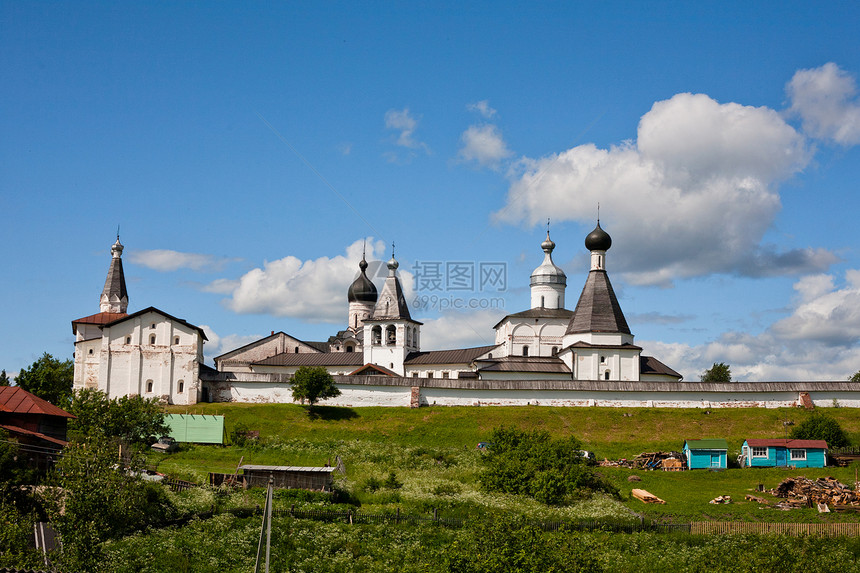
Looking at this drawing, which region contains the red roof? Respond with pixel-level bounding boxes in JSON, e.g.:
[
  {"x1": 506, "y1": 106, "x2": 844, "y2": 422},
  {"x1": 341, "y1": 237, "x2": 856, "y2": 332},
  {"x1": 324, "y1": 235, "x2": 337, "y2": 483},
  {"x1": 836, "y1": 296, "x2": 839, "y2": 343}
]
[
  {"x1": 72, "y1": 311, "x2": 128, "y2": 331},
  {"x1": 0, "y1": 386, "x2": 75, "y2": 418},
  {"x1": 746, "y1": 438, "x2": 828, "y2": 449},
  {"x1": 0, "y1": 423, "x2": 68, "y2": 447}
]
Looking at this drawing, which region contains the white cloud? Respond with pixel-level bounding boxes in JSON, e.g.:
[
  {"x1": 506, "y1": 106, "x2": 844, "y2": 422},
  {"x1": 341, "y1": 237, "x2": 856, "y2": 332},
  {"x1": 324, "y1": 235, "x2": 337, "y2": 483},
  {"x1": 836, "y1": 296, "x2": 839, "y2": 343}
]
[
  {"x1": 494, "y1": 92, "x2": 831, "y2": 285},
  {"x1": 458, "y1": 124, "x2": 513, "y2": 169},
  {"x1": 200, "y1": 325, "x2": 266, "y2": 363},
  {"x1": 467, "y1": 100, "x2": 497, "y2": 118},
  {"x1": 787, "y1": 62, "x2": 860, "y2": 145},
  {"x1": 128, "y1": 249, "x2": 241, "y2": 273},
  {"x1": 384, "y1": 107, "x2": 428, "y2": 150},
  {"x1": 212, "y1": 239, "x2": 416, "y2": 323},
  {"x1": 419, "y1": 309, "x2": 503, "y2": 350},
  {"x1": 647, "y1": 269, "x2": 860, "y2": 381}
]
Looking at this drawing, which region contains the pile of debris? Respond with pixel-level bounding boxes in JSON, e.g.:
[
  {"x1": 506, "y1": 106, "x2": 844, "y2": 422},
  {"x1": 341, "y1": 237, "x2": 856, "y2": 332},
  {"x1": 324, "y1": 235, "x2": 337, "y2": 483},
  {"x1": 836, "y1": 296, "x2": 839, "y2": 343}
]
[
  {"x1": 770, "y1": 476, "x2": 860, "y2": 510},
  {"x1": 598, "y1": 451, "x2": 687, "y2": 471}
]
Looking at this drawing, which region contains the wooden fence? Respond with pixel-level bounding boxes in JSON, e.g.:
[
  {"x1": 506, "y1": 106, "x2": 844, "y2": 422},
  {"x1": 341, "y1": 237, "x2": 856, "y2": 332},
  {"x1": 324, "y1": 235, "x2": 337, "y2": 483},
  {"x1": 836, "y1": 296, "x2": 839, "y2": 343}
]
[{"x1": 690, "y1": 521, "x2": 860, "y2": 537}]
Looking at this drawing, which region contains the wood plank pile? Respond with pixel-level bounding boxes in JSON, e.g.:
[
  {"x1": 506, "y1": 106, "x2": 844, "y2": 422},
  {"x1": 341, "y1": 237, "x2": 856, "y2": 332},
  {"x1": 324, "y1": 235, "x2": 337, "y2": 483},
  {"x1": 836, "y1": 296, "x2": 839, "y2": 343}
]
[
  {"x1": 709, "y1": 495, "x2": 732, "y2": 504},
  {"x1": 633, "y1": 452, "x2": 687, "y2": 470},
  {"x1": 770, "y1": 476, "x2": 860, "y2": 509},
  {"x1": 632, "y1": 488, "x2": 666, "y2": 504}
]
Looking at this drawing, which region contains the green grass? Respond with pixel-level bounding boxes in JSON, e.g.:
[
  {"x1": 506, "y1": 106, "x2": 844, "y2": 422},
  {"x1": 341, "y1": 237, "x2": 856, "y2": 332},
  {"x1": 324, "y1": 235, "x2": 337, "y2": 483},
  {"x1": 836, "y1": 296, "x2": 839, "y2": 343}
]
[{"x1": 155, "y1": 403, "x2": 860, "y2": 523}]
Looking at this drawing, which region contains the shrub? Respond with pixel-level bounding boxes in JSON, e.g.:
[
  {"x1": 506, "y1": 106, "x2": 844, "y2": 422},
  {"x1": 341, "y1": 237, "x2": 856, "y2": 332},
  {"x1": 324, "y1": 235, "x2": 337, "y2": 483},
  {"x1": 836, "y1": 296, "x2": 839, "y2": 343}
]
[{"x1": 789, "y1": 412, "x2": 850, "y2": 448}]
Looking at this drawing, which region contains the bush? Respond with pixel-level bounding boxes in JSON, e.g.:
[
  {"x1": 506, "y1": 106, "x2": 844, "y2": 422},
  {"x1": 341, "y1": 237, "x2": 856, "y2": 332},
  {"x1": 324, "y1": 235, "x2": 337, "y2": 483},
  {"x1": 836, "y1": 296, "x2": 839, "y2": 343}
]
[
  {"x1": 789, "y1": 412, "x2": 850, "y2": 448},
  {"x1": 478, "y1": 427, "x2": 618, "y2": 505}
]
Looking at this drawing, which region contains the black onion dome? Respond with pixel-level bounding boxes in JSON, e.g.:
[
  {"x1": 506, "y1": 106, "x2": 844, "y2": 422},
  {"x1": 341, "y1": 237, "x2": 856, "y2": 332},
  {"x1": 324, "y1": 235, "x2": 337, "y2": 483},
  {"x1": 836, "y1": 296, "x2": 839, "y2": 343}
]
[
  {"x1": 585, "y1": 222, "x2": 612, "y2": 251},
  {"x1": 348, "y1": 261, "x2": 378, "y2": 303}
]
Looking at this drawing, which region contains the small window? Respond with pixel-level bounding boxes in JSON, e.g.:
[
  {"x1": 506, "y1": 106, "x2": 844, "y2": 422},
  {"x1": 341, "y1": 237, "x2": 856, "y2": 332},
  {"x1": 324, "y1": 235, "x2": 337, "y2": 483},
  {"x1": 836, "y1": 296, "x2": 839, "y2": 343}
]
[
  {"x1": 488, "y1": 353, "x2": 493, "y2": 359},
  {"x1": 442, "y1": 372, "x2": 449, "y2": 379},
  {"x1": 178, "y1": 381, "x2": 184, "y2": 393},
  {"x1": 149, "y1": 334, "x2": 156, "y2": 345},
  {"x1": 372, "y1": 326, "x2": 382, "y2": 345},
  {"x1": 789, "y1": 449, "x2": 807, "y2": 461},
  {"x1": 600, "y1": 356, "x2": 606, "y2": 363},
  {"x1": 551, "y1": 346, "x2": 558, "y2": 356},
  {"x1": 174, "y1": 336, "x2": 180, "y2": 345},
  {"x1": 150, "y1": 323, "x2": 156, "y2": 329},
  {"x1": 146, "y1": 380, "x2": 153, "y2": 393},
  {"x1": 522, "y1": 346, "x2": 529, "y2": 357},
  {"x1": 125, "y1": 336, "x2": 131, "y2": 344},
  {"x1": 604, "y1": 371, "x2": 610, "y2": 380},
  {"x1": 752, "y1": 447, "x2": 768, "y2": 458},
  {"x1": 346, "y1": 346, "x2": 354, "y2": 353},
  {"x1": 412, "y1": 372, "x2": 419, "y2": 378},
  {"x1": 294, "y1": 346, "x2": 299, "y2": 353},
  {"x1": 88, "y1": 348, "x2": 93, "y2": 355},
  {"x1": 389, "y1": 363, "x2": 394, "y2": 369},
  {"x1": 427, "y1": 372, "x2": 434, "y2": 379}
]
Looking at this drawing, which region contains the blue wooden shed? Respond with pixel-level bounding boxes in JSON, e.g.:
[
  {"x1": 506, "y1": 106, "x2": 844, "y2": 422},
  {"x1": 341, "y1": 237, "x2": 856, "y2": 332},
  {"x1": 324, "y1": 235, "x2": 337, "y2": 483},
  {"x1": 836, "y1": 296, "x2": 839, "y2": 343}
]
[
  {"x1": 683, "y1": 439, "x2": 728, "y2": 469},
  {"x1": 740, "y1": 439, "x2": 828, "y2": 468}
]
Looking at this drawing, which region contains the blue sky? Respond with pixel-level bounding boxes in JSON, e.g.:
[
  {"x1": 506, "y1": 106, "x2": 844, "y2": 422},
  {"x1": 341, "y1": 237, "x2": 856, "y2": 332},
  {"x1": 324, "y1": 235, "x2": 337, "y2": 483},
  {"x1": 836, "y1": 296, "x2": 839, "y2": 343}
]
[{"x1": 3, "y1": 1, "x2": 860, "y2": 381}]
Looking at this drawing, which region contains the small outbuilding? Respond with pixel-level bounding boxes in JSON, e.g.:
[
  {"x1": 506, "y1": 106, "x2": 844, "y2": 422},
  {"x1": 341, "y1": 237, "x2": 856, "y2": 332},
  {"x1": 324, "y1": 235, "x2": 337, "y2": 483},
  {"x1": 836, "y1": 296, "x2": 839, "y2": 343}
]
[
  {"x1": 239, "y1": 465, "x2": 336, "y2": 491},
  {"x1": 740, "y1": 439, "x2": 828, "y2": 468},
  {"x1": 683, "y1": 439, "x2": 728, "y2": 469}
]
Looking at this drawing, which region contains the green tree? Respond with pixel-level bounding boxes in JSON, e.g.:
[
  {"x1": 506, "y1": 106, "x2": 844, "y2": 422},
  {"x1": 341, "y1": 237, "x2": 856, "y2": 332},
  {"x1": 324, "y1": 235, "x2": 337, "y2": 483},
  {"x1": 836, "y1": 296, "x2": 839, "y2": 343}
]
[
  {"x1": 48, "y1": 437, "x2": 175, "y2": 570},
  {"x1": 789, "y1": 412, "x2": 850, "y2": 448},
  {"x1": 14, "y1": 352, "x2": 73, "y2": 406},
  {"x1": 850, "y1": 370, "x2": 860, "y2": 382},
  {"x1": 69, "y1": 388, "x2": 169, "y2": 444},
  {"x1": 700, "y1": 362, "x2": 732, "y2": 382},
  {"x1": 290, "y1": 366, "x2": 341, "y2": 409},
  {"x1": 0, "y1": 369, "x2": 10, "y2": 386}
]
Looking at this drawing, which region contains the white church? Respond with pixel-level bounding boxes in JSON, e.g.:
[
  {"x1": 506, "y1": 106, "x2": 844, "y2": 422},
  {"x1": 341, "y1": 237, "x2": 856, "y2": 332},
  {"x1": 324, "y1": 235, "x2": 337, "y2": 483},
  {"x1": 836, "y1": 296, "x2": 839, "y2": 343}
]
[{"x1": 73, "y1": 222, "x2": 710, "y2": 408}]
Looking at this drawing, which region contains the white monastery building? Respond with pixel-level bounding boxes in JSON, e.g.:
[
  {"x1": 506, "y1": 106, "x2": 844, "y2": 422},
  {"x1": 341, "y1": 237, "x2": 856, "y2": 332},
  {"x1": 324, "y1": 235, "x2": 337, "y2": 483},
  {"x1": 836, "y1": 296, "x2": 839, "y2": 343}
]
[{"x1": 73, "y1": 225, "x2": 860, "y2": 408}]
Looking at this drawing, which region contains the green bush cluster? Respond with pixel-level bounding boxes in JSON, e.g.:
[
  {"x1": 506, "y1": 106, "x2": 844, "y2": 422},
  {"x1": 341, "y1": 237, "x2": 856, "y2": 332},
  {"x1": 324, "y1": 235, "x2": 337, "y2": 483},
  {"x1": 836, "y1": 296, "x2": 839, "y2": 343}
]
[{"x1": 478, "y1": 427, "x2": 618, "y2": 505}]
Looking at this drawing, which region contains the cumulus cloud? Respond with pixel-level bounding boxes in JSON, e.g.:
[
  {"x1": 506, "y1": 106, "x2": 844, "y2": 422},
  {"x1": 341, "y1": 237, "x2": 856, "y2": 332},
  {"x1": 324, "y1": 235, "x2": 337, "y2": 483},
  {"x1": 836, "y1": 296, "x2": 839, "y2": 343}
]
[
  {"x1": 649, "y1": 269, "x2": 860, "y2": 381},
  {"x1": 458, "y1": 124, "x2": 513, "y2": 169},
  {"x1": 419, "y1": 309, "x2": 503, "y2": 350},
  {"x1": 128, "y1": 249, "x2": 241, "y2": 273},
  {"x1": 384, "y1": 108, "x2": 428, "y2": 150},
  {"x1": 212, "y1": 239, "x2": 414, "y2": 323},
  {"x1": 200, "y1": 326, "x2": 266, "y2": 363},
  {"x1": 467, "y1": 100, "x2": 497, "y2": 118},
  {"x1": 787, "y1": 62, "x2": 860, "y2": 145},
  {"x1": 494, "y1": 92, "x2": 832, "y2": 285}
]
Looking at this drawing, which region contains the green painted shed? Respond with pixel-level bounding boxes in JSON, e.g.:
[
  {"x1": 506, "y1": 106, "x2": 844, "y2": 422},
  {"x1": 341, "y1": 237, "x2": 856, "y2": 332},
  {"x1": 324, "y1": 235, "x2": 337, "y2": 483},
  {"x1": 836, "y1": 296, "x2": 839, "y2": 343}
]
[
  {"x1": 683, "y1": 439, "x2": 728, "y2": 469},
  {"x1": 165, "y1": 414, "x2": 225, "y2": 444}
]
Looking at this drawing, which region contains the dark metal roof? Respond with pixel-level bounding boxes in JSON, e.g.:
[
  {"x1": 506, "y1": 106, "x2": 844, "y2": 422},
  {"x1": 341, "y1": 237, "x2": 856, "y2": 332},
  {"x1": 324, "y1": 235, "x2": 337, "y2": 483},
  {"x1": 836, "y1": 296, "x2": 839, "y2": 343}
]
[
  {"x1": 566, "y1": 270, "x2": 631, "y2": 335},
  {"x1": 476, "y1": 356, "x2": 571, "y2": 374},
  {"x1": 302, "y1": 340, "x2": 330, "y2": 353},
  {"x1": 405, "y1": 345, "x2": 498, "y2": 365},
  {"x1": 102, "y1": 248, "x2": 128, "y2": 304},
  {"x1": 640, "y1": 355, "x2": 683, "y2": 379},
  {"x1": 0, "y1": 386, "x2": 75, "y2": 418},
  {"x1": 493, "y1": 308, "x2": 573, "y2": 328},
  {"x1": 347, "y1": 264, "x2": 378, "y2": 303},
  {"x1": 369, "y1": 272, "x2": 413, "y2": 321},
  {"x1": 253, "y1": 352, "x2": 364, "y2": 367},
  {"x1": 567, "y1": 341, "x2": 642, "y2": 350}
]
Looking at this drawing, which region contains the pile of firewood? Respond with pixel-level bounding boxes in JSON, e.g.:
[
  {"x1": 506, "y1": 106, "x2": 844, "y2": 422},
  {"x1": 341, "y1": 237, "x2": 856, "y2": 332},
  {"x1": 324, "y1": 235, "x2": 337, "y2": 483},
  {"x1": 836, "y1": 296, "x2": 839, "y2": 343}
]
[{"x1": 770, "y1": 476, "x2": 860, "y2": 509}]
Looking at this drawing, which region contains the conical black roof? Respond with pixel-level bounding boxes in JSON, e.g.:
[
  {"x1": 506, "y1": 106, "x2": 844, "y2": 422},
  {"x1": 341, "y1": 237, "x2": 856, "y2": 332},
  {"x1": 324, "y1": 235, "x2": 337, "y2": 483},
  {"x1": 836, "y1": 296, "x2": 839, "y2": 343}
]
[{"x1": 565, "y1": 270, "x2": 630, "y2": 335}]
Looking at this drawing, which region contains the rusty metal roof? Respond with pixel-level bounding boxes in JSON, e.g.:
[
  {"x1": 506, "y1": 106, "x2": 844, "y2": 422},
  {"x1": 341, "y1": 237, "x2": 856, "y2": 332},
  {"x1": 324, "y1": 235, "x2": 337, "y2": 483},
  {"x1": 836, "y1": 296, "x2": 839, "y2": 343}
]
[
  {"x1": 0, "y1": 386, "x2": 75, "y2": 418},
  {"x1": 745, "y1": 439, "x2": 828, "y2": 449},
  {"x1": 71, "y1": 311, "x2": 128, "y2": 333}
]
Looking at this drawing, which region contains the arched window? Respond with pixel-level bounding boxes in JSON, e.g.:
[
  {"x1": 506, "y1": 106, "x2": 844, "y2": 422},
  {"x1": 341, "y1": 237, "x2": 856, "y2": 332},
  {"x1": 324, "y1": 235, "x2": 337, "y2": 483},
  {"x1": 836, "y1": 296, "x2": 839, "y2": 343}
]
[
  {"x1": 551, "y1": 346, "x2": 558, "y2": 356},
  {"x1": 386, "y1": 325, "x2": 396, "y2": 345},
  {"x1": 372, "y1": 326, "x2": 382, "y2": 345},
  {"x1": 174, "y1": 336, "x2": 180, "y2": 345},
  {"x1": 345, "y1": 345, "x2": 354, "y2": 353},
  {"x1": 178, "y1": 380, "x2": 184, "y2": 393},
  {"x1": 540, "y1": 295, "x2": 545, "y2": 308},
  {"x1": 88, "y1": 348, "x2": 93, "y2": 355},
  {"x1": 604, "y1": 371, "x2": 610, "y2": 380},
  {"x1": 294, "y1": 346, "x2": 299, "y2": 353},
  {"x1": 146, "y1": 380, "x2": 153, "y2": 393},
  {"x1": 406, "y1": 328, "x2": 412, "y2": 347},
  {"x1": 149, "y1": 334, "x2": 156, "y2": 345},
  {"x1": 522, "y1": 345, "x2": 529, "y2": 357},
  {"x1": 125, "y1": 336, "x2": 131, "y2": 344}
]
